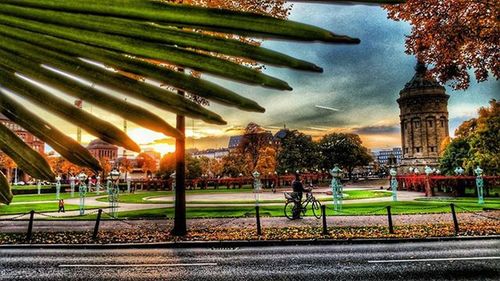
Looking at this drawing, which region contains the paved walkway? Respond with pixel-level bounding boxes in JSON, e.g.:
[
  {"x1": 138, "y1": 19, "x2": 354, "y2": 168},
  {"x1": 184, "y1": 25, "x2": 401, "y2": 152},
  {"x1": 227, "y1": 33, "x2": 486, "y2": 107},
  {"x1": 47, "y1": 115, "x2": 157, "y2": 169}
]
[{"x1": 0, "y1": 211, "x2": 498, "y2": 233}]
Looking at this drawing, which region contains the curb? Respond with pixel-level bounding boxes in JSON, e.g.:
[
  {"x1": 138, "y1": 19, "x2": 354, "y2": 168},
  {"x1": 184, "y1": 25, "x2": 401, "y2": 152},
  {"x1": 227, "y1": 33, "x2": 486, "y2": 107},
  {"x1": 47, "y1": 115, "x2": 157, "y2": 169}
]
[{"x1": 1, "y1": 235, "x2": 499, "y2": 250}]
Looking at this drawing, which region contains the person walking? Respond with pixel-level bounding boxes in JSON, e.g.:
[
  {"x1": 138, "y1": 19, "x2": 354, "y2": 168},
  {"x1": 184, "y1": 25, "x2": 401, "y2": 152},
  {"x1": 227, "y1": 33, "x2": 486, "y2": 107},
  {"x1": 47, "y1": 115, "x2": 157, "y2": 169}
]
[{"x1": 58, "y1": 199, "x2": 65, "y2": 213}]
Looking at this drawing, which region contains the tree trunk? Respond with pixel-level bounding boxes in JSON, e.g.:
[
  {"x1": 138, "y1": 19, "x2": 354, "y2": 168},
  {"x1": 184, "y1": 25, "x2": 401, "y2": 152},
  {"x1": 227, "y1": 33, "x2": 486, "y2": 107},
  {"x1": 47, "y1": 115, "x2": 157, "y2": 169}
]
[{"x1": 172, "y1": 86, "x2": 187, "y2": 236}]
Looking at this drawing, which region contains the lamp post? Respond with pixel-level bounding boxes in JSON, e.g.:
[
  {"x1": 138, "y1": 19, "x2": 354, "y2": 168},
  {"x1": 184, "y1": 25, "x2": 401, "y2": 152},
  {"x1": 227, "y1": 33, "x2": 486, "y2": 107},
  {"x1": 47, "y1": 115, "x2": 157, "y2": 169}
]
[
  {"x1": 78, "y1": 172, "x2": 88, "y2": 215},
  {"x1": 55, "y1": 175, "x2": 62, "y2": 200},
  {"x1": 424, "y1": 165, "x2": 433, "y2": 197},
  {"x1": 329, "y1": 164, "x2": 343, "y2": 211},
  {"x1": 253, "y1": 171, "x2": 261, "y2": 206},
  {"x1": 69, "y1": 175, "x2": 76, "y2": 197},
  {"x1": 109, "y1": 168, "x2": 120, "y2": 218},
  {"x1": 96, "y1": 175, "x2": 101, "y2": 195},
  {"x1": 170, "y1": 171, "x2": 176, "y2": 191},
  {"x1": 37, "y1": 179, "x2": 41, "y2": 195},
  {"x1": 408, "y1": 166, "x2": 414, "y2": 174},
  {"x1": 389, "y1": 168, "x2": 398, "y2": 202},
  {"x1": 474, "y1": 166, "x2": 484, "y2": 204},
  {"x1": 454, "y1": 166, "x2": 464, "y2": 176},
  {"x1": 126, "y1": 176, "x2": 131, "y2": 194},
  {"x1": 106, "y1": 176, "x2": 111, "y2": 194}
]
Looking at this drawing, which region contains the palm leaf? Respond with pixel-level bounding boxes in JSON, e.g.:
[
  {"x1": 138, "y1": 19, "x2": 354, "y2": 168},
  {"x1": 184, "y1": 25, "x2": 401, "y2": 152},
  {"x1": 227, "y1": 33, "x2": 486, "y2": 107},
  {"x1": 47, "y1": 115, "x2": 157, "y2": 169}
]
[{"x1": 0, "y1": 0, "x2": 403, "y2": 204}]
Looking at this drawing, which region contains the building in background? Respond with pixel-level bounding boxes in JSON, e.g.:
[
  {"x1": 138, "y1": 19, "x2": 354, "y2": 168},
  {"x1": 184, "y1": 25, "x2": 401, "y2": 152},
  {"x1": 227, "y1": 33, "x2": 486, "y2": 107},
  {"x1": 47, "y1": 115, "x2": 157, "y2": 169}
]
[
  {"x1": 0, "y1": 113, "x2": 45, "y2": 154},
  {"x1": 375, "y1": 148, "x2": 402, "y2": 166},
  {"x1": 397, "y1": 62, "x2": 449, "y2": 171},
  {"x1": 192, "y1": 148, "x2": 230, "y2": 160},
  {"x1": 87, "y1": 139, "x2": 118, "y2": 161}
]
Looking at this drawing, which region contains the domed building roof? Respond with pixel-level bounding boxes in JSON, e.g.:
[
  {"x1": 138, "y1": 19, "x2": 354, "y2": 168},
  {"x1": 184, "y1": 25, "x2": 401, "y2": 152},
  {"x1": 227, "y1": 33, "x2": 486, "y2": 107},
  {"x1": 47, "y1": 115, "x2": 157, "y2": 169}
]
[
  {"x1": 87, "y1": 139, "x2": 118, "y2": 150},
  {"x1": 400, "y1": 62, "x2": 445, "y2": 95}
]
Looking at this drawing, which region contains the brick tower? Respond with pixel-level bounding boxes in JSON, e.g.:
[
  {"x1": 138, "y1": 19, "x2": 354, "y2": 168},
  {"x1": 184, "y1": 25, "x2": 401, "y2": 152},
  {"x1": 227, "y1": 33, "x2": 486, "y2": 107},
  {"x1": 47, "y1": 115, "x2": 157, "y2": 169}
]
[{"x1": 397, "y1": 62, "x2": 450, "y2": 171}]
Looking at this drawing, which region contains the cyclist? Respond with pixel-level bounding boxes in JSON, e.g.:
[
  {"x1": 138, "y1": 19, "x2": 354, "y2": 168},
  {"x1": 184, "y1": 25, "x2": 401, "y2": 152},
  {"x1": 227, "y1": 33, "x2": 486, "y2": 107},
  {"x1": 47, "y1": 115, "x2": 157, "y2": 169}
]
[{"x1": 292, "y1": 173, "x2": 311, "y2": 219}]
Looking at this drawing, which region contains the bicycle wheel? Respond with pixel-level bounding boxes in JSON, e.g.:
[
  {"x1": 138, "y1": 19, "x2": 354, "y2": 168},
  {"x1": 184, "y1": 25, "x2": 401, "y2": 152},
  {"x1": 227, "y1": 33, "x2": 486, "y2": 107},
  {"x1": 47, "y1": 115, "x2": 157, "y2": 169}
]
[
  {"x1": 284, "y1": 201, "x2": 296, "y2": 220},
  {"x1": 311, "y1": 200, "x2": 322, "y2": 219}
]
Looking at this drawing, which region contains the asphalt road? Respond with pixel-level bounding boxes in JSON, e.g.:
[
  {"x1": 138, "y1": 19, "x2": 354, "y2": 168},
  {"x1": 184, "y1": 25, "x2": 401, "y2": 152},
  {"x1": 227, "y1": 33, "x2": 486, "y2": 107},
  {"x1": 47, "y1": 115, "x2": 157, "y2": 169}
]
[{"x1": 0, "y1": 240, "x2": 499, "y2": 280}]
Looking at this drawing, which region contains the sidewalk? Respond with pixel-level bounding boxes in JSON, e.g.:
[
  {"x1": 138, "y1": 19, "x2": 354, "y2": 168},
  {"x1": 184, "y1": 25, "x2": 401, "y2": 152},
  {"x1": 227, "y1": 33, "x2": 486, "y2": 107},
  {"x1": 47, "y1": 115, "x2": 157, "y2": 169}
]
[{"x1": 1, "y1": 211, "x2": 498, "y2": 234}]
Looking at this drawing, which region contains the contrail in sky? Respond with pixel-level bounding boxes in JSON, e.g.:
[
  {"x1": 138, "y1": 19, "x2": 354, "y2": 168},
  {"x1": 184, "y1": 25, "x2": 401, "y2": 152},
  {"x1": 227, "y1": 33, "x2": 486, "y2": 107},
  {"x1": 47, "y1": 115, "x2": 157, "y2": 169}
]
[{"x1": 315, "y1": 105, "x2": 340, "y2": 112}]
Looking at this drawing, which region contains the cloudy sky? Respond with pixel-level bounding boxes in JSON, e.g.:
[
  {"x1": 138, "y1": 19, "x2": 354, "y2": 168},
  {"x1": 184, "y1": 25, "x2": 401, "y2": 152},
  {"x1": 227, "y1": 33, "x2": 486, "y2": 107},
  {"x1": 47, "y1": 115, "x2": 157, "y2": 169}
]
[
  {"x1": 8, "y1": 2, "x2": 497, "y2": 155},
  {"x1": 182, "y1": 3, "x2": 498, "y2": 152}
]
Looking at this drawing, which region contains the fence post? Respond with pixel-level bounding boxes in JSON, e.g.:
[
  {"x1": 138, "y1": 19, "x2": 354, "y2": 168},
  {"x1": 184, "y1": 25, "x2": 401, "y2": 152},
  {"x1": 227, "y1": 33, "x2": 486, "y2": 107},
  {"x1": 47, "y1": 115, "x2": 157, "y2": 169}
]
[
  {"x1": 93, "y1": 209, "x2": 103, "y2": 240},
  {"x1": 26, "y1": 210, "x2": 35, "y2": 242},
  {"x1": 450, "y1": 203, "x2": 459, "y2": 235},
  {"x1": 386, "y1": 206, "x2": 394, "y2": 234},
  {"x1": 321, "y1": 205, "x2": 328, "y2": 235},
  {"x1": 255, "y1": 205, "x2": 262, "y2": 236}
]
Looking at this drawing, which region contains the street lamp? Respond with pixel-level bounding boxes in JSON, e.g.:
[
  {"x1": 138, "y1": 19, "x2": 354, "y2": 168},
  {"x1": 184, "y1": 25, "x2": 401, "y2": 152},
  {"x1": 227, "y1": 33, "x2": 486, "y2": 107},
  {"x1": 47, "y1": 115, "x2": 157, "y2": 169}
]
[
  {"x1": 78, "y1": 172, "x2": 88, "y2": 215},
  {"x1": 252, "y1": 171, "x2": 262, "y2": 206},
  {"x1": 474, "y1": 166, "x2": 484, "y2": 204},
  {"x1": 108, "y1": 168, "x2": 120, "y2": 218},
  {"x1": 389, "y1": 168, "x2": 398, "y2": 202},
  {"x1": 55, "y1": 175, "x2": 62, "y2": 200},
  {"x1": 329, "y1": 164, "x2": 343, "y2": 211},
  {"x1": 96, "y1": 175, "x2": 101, "y2": 195},
  {"x1": 170, "y1": 171, "x2": 176, "y2": 191},
  {"x1": 454, "y1": 166, "x2": 464, "y2": 176},
  {"x1": 37, "y1": 179, "x2": 41, "y2": 195},
  {"x1": 69, "y1": 175, "x2": 76, "y2": 197},
  {"x1": 424, "y1": 166, "x2": 433, "y2": 176}
]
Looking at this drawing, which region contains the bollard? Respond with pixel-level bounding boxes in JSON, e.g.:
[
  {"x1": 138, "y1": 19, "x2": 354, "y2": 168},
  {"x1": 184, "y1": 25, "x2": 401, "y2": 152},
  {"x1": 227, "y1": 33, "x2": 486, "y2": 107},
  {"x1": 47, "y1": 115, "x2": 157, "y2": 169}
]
[
  {"x1": 386, "y1": 206, "x2": 394, "y2": 234},
  {"x1": 255, "y1": 205, "x2": 262, "y2": 236},
  {"x1": 450, "y1": 203, "x2": 459, "y2": 235},
  {"x1": 321, "y1": 205, "x2": 328, "y2": 235},
  {"x1": 26, "y1": 210, "x2": 35, "y2": 242},
  {"x1": 93, "y1": 209, "x2": 103, "y2": 240}
]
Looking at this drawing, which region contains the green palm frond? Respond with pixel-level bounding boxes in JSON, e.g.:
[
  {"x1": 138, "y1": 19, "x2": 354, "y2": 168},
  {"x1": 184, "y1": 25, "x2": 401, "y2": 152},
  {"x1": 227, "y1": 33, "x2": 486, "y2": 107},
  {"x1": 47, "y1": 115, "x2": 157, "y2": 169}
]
[{"x1": 0, "y1": 0, "x2": 403, "y2": 204}]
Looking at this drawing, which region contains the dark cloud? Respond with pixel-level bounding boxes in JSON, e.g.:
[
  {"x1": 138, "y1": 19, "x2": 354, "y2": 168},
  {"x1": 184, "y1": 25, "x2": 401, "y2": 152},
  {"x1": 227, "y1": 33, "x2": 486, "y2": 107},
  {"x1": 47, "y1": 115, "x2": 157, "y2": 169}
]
[{"x1": 353, "y1": 125, "x2": 400, "y2": 135}]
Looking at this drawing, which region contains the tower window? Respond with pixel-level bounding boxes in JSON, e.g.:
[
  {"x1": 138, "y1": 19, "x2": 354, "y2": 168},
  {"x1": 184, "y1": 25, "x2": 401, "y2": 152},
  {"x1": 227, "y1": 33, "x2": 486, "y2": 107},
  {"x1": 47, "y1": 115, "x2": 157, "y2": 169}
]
[
  {"x1": 428, "y1": 120, "x2": 433, "y2": 127},
  {"x1": 414, "y1": 121, "x2": 420, "y2": 128},
  {"x1": 415, "y1": 147, "x2": 421, "y2": 153},
  {"x1": 429, "y1": 146, "x2": 436, "y2": 152},
  {"x1": 440, "y1": 120, "x2": 445, "y2": 127}
]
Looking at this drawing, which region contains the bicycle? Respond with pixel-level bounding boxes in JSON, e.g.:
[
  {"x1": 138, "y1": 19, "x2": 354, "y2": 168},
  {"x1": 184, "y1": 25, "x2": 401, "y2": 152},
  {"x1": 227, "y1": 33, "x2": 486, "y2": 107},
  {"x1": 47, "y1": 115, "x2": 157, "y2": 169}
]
[{"x1": 284, "y1": 192, "x2": 322, "y2": 219}]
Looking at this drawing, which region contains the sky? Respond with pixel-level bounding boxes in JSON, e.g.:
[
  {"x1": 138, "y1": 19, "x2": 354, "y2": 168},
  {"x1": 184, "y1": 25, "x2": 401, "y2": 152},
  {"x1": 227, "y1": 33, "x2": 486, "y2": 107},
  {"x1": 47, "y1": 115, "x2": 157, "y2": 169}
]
[{"x1": 7, "y1": 2, "x2": 498, "y2": 156}]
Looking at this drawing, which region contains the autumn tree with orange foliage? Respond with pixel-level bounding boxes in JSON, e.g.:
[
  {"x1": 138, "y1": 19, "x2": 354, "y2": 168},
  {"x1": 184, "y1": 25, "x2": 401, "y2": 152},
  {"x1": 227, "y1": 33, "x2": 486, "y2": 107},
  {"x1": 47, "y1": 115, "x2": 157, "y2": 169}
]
[
  {"x1": 385, "y1": 0, "x2": 499, "y2": 89},
  {"x1": 0, "y1": 153, "x2": 16, "y2": 182},
  {"x1": 136, "y1": 152, "x2": 158, "y2": 177},
  {"x1": 255, "y1": 146, "x2": 277, "y2": 175},
  {"x1": 49, "y1": 157, "x2": 79, "y2": 178}
]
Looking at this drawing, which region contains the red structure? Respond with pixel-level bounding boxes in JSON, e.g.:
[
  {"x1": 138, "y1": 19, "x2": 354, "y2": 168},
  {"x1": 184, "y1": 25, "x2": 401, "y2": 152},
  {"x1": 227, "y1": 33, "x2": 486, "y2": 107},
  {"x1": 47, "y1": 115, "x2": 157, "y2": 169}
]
[
  {"x1": 396, "y1": 175, "x2": 500, "y2": 197},
  {"x1": 0, "y1": 113, "x2": 45, "y2": 154}
]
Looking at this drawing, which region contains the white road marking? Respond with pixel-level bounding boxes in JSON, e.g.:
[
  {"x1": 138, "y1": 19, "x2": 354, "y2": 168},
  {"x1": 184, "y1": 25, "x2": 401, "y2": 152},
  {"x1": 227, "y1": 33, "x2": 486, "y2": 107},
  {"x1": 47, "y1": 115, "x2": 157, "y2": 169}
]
[
  {"x1": 59, "y1": 263, "x2": 217, "y2": 268},
  {"x1": 368, "y1": 257, "x2": 500, "y2": 263}
]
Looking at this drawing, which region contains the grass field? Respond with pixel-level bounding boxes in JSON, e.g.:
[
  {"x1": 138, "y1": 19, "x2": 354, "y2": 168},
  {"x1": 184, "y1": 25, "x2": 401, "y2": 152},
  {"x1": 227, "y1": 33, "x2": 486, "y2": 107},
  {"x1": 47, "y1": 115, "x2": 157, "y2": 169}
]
[
  {"x1": 11, "y1": 192, "x2": 101, "y2": 203},
  {"x1": 0, "y1": 203, "x2": 101, "y2": 215}
]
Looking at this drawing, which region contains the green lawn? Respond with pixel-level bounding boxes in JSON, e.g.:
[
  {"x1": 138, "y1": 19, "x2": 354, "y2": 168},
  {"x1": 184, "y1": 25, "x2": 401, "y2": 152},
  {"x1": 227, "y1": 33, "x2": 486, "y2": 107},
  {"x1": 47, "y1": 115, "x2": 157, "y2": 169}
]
[
  {"x1": 0, "y1": 203, "x2": 101, "y2": 215},
  {"x1": 68, "y1": 200, "x2": 499, "y2": 220},
  {"x1": 11, "y1": 185, "x2": 54, "y2": 190},
  {"x1": 11, "y1": 192, "x2": 102, "y2": 203},
  {"x1": 95, "y1": 190, "x2": 391, "y2": 204}
]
